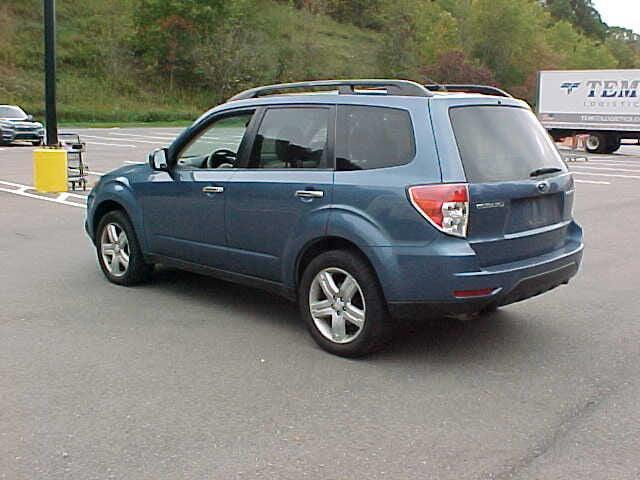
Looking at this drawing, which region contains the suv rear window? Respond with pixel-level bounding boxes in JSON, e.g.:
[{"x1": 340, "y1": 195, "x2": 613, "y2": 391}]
[
  {"x1": 336, "y1": 106, "x2": 415, "y2": 171},
  {"x1": 449, "y1": 106, "x2": 566, "y2": 183}
]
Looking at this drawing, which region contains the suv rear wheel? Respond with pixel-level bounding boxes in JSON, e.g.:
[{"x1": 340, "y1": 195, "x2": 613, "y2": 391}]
[
  {"x1": 96, "y1": 210, "x2": 153, "y2": 286},
  {"x1": 299, "y1": 250, "x2": 392, "y2": 357}
]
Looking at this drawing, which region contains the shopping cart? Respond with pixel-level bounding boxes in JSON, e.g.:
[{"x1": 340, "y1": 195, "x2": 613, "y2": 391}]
[{"x1": 60, "y1": 133, "x2": 89, "y2": 191}]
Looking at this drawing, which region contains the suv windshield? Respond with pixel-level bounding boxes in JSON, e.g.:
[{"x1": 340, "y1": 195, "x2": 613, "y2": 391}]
[
  {"x1": 450, "y1": 106, "x2": 566, "y2": 183},
  {"x1": 0, "y1": 106, "x2": 27, "y2": 119}
]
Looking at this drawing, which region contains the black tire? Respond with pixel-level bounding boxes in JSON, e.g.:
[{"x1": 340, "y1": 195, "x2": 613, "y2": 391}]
[
  {"x1": 585, "y1": 133, "x2": 609, "y2": 154},
  {"x1": 32, "y1": 140, "x2": 43, "y2": 146},
  {"x1": 298, "y1": 250, "x2": 393, "y2": 357},
  {"x1": 605, "y1": 135, "x2": 621, "y2": 154},
  {"x1": 480, "y1": 303, "x2": 499, "y2": 314},
  {"x1": 96, "y1": 210, "x2": 153, "y2": 286}
]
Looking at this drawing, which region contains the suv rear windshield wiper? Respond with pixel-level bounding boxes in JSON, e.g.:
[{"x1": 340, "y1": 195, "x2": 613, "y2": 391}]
[{"x1": 530, "y1": 167, "x2": 563, "y2": 177}]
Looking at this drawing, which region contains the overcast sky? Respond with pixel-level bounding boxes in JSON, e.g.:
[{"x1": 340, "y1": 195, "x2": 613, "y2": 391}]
[{"x1": 593, "y1": 0, "x2": 640, "y2": 33}]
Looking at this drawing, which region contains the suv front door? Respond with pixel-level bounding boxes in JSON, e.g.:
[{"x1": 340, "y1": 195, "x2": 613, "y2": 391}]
[
  {"x1": 224, "y1": 105, "x2": 335, "y2": 282},
  {"x1": 140, "y1": 109, "x2": 256, "y2": 268}
]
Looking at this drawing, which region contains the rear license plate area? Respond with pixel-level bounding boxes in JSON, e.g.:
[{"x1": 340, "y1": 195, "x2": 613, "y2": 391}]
[{"x1": 507, "y1": 193, "x2": 563, "y2": 233}]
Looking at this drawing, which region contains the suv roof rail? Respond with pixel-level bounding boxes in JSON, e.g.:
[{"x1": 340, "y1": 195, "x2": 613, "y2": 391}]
[
  {"x1": 228, "y1": 79, "x2": 433, "y2": 102},
  {"x1": 424, "y1": 84, "x2": 512, "y2": 98}
]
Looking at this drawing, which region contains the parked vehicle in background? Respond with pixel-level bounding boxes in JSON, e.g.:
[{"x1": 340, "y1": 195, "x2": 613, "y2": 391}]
[
  {"x1": 0, "y1": 105, "x2": 45, "y2": 146},
  {"x1": 86, "y1": 79, "x2": 583, "y2": 357},
  {"x1": 537, "y1": 69, "x2": 640, "y2": 153},
  {"x1": 0, "y1": 119, "x2": 17, "y2": 145}
]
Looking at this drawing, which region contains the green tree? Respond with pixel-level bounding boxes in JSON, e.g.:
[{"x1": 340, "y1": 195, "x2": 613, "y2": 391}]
[
  {"x1": 420, "y1": 50, "x2": 495, "y2": 85},
  {"x1": 377, "y1": 0, "x2": 461, "y2": 78},
  {"x1": 134, "y1": 0, "x2": 235, "y2": 90},
  {"x1": 545, "y1": 0, "x2": 607, "y2": 40},
  {"x1": 325, "y1": 0, "x2": 383, "y2": 29},
  {"x1": 468, "y1": 0, "x2": 547, "y2": 88},
  {"x1": 606, "y1": 27, "x2": 640, "y2": 69},
  {"x1": 546, "y1": 20, "x2": 618, "y2": 69}
]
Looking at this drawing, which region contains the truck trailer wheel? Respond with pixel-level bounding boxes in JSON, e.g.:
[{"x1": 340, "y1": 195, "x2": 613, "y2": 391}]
[
  {"x1": 606, "y1": 135, "x2": 621, "y2": 154},
  {"x1": 585, "y1": 133, "x2": 609, "y2": 154}
]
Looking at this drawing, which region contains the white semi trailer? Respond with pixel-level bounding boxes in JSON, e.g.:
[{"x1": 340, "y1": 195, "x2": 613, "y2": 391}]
[{"x1": 537, "y1": 69, "x2": 640, "y2": 153}]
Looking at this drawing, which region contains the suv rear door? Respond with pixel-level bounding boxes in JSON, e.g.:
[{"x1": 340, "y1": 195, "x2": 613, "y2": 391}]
[
  {"x1": 223, "y1": 105, "x2": 335, "y2": 281},
  {"x1": 329, "y1": 102, "x2": 442, "y2": 246},
  {"x1": 431, "y1": 99, "x2": 575, "y2": 267}
]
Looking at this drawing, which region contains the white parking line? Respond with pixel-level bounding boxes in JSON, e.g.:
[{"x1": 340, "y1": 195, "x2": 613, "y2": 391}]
[
  {"x1": 58, "y1": 192, "x2": 88, "y2": 202},
  {"x1": 124, "y1": 161, "x2": 145, "y2": 164},
  {"x1": 81, "y1": 134, "x2": 164, "y2": 145},
  {"x1": 571, "y1": 165, "x2": 640, "y2": 173},
  {"x1": 592, "y1": 155, "x2": 639, "y2": 160},
  {"x1": 84, "y1": 132, "x2": 227, "y2": 147},
  {"x1": 109, "y1": 132, "x2": 177, "y2": 141},
  {"x1": 571, "y1": 171, "x2": 640, "y2": 180},
  {"x1": 576, "y1": 162, "x2": 640, "y2": 169},
  {"x1": 87, "y1": 141, "x2": 137, "y2": 148},
  {"x1": 588, "y1": 159, "x2": 640, "y2": 166},
  {"x1": 574, "y1": 179, "x2": 611, "y2": 185},
  {"x1": 0, "y1": 180, "x2": 88, "y2": 199},
  {"x1": 0, "y1": 180, "x2": 30, "y2": 188},
  {"x1": 149, "y1": 130, "x2": 184, "y2": 135},
  {"x1": 0, "y1": 180, "x2": 86, "y2": 208},
  {"x1": 559, "y1": 152, "x2": 640, "y2": 164}
]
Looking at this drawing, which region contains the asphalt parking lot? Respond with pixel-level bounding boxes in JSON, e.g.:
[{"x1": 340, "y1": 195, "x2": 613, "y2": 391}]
[{"x1": 2, "y1": 128, "x2": 640, "y2": 479}]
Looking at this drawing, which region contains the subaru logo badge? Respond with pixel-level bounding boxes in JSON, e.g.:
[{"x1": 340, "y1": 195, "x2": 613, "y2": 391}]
[{"x1": 537, "y1": 181, "x2": 550, "y2": 193}]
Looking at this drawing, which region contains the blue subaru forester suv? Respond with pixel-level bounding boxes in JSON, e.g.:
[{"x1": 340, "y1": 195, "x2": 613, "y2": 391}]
[{"x1": 86, "y1": 80, "x2": 583, "y2": 357}]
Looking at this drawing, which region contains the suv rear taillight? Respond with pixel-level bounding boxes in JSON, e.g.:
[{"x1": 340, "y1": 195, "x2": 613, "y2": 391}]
[{"x1": 408, "y1": 184, "x2": 469, "y2": 237}]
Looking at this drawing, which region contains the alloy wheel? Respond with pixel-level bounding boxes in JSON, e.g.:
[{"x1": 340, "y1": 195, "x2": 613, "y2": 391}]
[
  {"x1": 100, "y1": 222, "x2": 130, "y2": 277},
  {"x1": 309, "y1": 267, "x2": 366, "y2": 344}
]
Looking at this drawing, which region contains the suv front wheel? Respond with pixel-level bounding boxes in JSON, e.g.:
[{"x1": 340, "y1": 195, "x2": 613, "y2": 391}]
[
  {"x1": 299, "y1": 250, "x2": 392, "y2": 357},
  {"x1": 96, "y1": 210, "x2": 153, "y2": 286}
]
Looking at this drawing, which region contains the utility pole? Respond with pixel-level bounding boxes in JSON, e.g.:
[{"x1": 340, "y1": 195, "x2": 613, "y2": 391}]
[
  {"x1": 43, "y1": 0, "x2": 58, "y2": 146},
  {"x1": 33, "y1": 0, "x2": 66, "y2": 194}
]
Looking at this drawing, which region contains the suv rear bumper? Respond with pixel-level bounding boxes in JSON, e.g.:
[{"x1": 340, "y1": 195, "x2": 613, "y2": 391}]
[
  {"x1": 387, "y1": 258, "x2": 580, "y2": 318},
  {"x1": 366, "y1": 223, "x2": 583, "y2": 319}
]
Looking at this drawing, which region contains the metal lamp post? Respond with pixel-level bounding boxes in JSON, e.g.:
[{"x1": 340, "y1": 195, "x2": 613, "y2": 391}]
[
  {"x1": 33, "y1": 0, "x2": 66, "y2": 193},
  {"x1": 44, "y1": 0, "x2": 58, "y2": 146}
]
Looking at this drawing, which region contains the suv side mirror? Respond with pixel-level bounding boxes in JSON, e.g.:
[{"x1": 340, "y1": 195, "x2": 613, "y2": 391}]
[
  {"x1": 27, "y1": 114, "x2": 34, "y2": 121},
  {"x1": 149, "y1": 147, "x2": 169, "y2": 171}
]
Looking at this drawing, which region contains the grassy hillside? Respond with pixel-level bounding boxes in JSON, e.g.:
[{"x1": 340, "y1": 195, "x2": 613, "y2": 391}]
[
  {"x1": 0, "y1": 0, "x2": 380, "y2": 123},
  {"x1": 1, "y1": 0, "x2": 638, "y2": 124}
]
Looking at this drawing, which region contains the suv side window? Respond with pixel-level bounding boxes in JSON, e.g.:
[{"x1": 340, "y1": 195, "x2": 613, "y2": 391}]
[
  {"x1": 177, "y1": 111, "x2": 254, "y2": 169},
  {"x1": 336, "y1": 105, "x2": 415, "y2": 171},
  {"x1": 248, "y1": 107, "x2": 330, "y2": 169}
]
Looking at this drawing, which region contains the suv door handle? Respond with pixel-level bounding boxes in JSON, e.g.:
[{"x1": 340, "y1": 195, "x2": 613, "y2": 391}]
[
  {"x1": 202, "y1": 186, "x2": 224, "y2": 194},
  {"x1": 295, "y1": 190, "x2": 324, "y2": 199}
]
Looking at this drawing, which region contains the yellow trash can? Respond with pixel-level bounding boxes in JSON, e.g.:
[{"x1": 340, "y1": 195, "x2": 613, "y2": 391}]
[{"x1": 33, "y1": 148, "x2": 68, "y2": 193}]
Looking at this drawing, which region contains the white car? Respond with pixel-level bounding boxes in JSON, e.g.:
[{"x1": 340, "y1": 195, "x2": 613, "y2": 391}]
[{"x1": 0, "y1": 105, "x2": 45, "y2": 146}]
